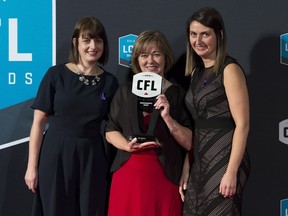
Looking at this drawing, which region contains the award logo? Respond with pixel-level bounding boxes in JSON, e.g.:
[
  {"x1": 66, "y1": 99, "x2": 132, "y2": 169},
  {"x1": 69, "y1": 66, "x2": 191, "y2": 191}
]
[
  {"x1": 131, "y1": 72, "x2": 162, "y2": 143},
  {"x1": 0, "y1": 0, "x2": 55, "y2": 109},
  {"x1": 118, "y1": 34, "x2": 138, "y2": 68},
  {"x1": 132, "y1": 72, "x2": 162, "y2": 97},
  {"x1": 280, "y1": 198, "x2": 288, "y2": 216},
  {"x1": 280, "y1": 33, "x2": 288, "y2": 66}
]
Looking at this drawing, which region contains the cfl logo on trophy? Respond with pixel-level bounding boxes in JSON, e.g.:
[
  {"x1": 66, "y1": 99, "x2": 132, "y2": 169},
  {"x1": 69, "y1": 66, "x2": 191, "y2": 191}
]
[
  {"x1": 280, "y1": 199, "x2": 288, "y2": 216},
  {"x1": 280, "y1": 33, "x2": 288, "y2": 66},
  {"x1": 119, "y1": 34, "x2": 138, "y2": 68},
  {"x1": 132, "y1": 72, "x2": 162, "y2": 98},
  {"x1": 279, "y1": 119, "x2": 288, "y2": 145}
]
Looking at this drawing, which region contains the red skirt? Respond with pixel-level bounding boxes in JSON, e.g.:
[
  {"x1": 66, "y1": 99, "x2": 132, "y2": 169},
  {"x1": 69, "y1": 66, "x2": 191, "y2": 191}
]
[{"x1": 108, "y1": 150, "x2": 182, "y2": 216}]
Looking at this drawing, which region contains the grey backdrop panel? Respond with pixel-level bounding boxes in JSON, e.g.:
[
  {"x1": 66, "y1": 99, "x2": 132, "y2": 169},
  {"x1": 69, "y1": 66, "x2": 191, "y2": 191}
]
[{"x1": 1, "y1": 1, "x2": 288, "y2": 215}]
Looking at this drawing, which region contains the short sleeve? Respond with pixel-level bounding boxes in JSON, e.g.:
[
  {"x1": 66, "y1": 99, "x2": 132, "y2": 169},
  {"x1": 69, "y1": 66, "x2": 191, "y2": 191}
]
[
  {"x1": 32, "y1": 67, "x2": 55, "y2": 114},
  {"x1": 105, "y1": 86, "x2": 122, "y2": 133},
  {"x1": 105, "y1": 84, "x2": 130, "y2": 133}
]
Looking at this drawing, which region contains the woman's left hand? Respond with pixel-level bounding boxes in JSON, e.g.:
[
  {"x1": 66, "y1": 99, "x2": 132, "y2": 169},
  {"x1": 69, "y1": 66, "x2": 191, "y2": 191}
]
[
  {"x1": 219, "y1": 171, "x2": 237, "y2": 198},
  {"x1": 154, "y1": 94, "x2": 170, "y2": 118}
]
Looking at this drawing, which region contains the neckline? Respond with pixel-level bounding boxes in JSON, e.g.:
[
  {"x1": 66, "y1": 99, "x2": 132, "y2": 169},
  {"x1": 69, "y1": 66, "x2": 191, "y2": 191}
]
[{"x1": 65, "y1": 63, "x2": 104, "y2": 77}]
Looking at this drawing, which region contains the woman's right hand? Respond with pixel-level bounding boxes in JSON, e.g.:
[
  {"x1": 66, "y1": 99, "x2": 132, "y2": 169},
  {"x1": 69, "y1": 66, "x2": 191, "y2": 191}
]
[
  {"x1": 24, "y1": 167, "x2": 38, "y2": 193},
  {"x1": 179, "y1": 152, "x2": 190, "y2": 201},
  {"x1": 128, "y1": 137, "x2": 161, "y2": 152}
]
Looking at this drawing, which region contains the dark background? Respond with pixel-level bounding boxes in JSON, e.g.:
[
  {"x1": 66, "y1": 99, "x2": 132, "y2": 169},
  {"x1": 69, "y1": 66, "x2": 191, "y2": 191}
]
[{"x1": 1, "y1": 0, "x2": 288, "y2": 215}]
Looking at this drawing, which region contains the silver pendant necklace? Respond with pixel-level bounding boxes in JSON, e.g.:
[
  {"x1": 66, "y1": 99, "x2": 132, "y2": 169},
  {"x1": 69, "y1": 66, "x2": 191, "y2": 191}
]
[{"x1": 76, "y1": 64, "x2": 101, "y2": 86}]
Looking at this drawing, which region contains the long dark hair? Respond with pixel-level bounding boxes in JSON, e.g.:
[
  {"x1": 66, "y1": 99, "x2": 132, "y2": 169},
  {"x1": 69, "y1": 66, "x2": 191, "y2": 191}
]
[{"x1": 185, "y1": 7, "x2": 227, "y2": 76}]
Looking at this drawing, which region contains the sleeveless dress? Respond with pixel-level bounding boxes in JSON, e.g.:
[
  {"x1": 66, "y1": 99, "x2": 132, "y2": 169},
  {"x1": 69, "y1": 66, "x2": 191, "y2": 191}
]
[
  {"x1": 183, "y1": 57, "x2": 250, "y2": 216},
  {"x1": 31, "y1": 64, "x2": 118, "y2": 216}
]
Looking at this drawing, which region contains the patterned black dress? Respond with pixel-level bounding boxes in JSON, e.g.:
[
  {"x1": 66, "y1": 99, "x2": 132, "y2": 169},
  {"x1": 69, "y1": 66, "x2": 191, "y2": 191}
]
[{"x1": 183, "y1": 57, "x2": 250, "y2": 216}]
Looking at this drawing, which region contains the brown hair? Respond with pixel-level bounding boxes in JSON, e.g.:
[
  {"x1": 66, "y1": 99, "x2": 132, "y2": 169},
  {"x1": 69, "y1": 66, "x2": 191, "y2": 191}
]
[
  {"x1": 131, "y1": 30, "x2": 173, "y2": 74},
  {"x1": 185, "y1": 7, "x2": 227, "y2": 76},
  {"x1": 69, "y1": 17, "x2": 109, "y2": 65}
]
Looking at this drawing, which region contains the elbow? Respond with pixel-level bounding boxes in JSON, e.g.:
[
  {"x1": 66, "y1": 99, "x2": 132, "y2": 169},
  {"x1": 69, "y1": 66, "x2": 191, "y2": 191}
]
[
  {"x1": 184, "y1": 138, "x2": 193, "y2": 151},
  {"x1": 105, "y1": 132, "x2": 112, "y2": 144},
  {"x1": 186, "y1": 143, "x2": 192, "y2": 151}
]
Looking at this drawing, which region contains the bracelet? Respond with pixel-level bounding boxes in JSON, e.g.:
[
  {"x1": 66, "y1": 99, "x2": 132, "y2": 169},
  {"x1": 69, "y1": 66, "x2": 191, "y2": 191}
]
[{"x1": 169, "y1": 120, "x2": 177, "y2": 134}]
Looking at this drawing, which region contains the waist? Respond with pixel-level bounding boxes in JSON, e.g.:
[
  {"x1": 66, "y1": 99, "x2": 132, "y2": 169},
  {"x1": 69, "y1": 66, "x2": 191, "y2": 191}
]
[
  {"x1": 195, "y1": 118, "x2": 235, "y2": 129},
  {"x1": 48, "y1": 119, "x2": 101, "y2": 137}
]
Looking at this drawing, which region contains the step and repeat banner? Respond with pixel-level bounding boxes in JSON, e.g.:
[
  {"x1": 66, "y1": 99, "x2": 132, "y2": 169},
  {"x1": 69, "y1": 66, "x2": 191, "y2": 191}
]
[{"x1": 1, "y1": 0, "x2": 288, "y2": 215}]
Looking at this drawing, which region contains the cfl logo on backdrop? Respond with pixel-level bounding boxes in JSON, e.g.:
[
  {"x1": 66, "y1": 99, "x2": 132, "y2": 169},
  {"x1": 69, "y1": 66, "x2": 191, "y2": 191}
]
[
  {"x1": 119, "y1": 34, "x2": 138, "y2": 68},
  {"x1": 280, "y1": 199, "x2": 288, "y2": 216},
  {"x1": 0, "y1": 0, "x2": 55, "y2": 109},
  {"x1": 280, "y1": 33, "x2": 288, "y2": 66},
  {"x1": 279, "y1": 119, "x2": 288, "y2": 145}
]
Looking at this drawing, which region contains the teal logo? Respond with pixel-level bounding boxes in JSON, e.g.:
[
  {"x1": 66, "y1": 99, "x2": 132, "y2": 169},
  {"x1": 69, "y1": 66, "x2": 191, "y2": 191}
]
[
  {"x1": 280, "y1": 199, "x2": 288, "y2": 216},
  {"x1": 0, "y1": 0, "x2": 55, "y2": 109},
  {"x1": 280, "y1": 33, "x2": 288, "y2": 66},
  {"x1": 118, "y1": 34, "x2": 138, "y2": 68}
]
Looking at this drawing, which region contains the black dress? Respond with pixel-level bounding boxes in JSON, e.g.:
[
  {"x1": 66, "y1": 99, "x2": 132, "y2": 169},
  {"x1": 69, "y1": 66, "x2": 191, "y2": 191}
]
[
  {"x1": 183, "y1": 57, "x2": 250, "y2": 216},
  {"x1": 31, "y1": 64, "x2": 118, "y2": 216}
]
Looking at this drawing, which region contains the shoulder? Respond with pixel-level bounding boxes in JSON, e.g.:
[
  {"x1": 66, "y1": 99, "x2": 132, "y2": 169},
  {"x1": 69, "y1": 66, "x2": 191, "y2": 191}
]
[
  {"x1": 103, "y1": 69, "x2": 117, "y2": 80},
  {"x1": 169, "y1": 82, "x2": 186, "y2": 95},
  {"x1": 117, "y1": 82, "x2": 132, "y2": 94},
  {"x1": 48, "y1": 63, "x2": 66, "y2": 72},
  {"x1": 101, "y1": 69, "x2": 118, "y2": 85},
  {"x1": 223, "y1": 56, "x2": 245, "y2": 78},
  {"x1": 165, "y1": 82, "x2": 187, "y2": 102},
  {"x1": 223, "y1": 59, "x2": 247, "y2": 87},
  {"x1": 44, "y1": 63, "x2": 67, "y2": 78}
]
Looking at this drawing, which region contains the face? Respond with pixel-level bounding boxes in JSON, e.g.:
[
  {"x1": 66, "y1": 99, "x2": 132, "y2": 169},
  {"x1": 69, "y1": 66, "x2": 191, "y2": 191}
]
[
  {"x1": 74, "y1": 34, "x2": 104, "y2": 64},
  {"x1": 138, "y1": 42, "x2": 165, "y2": 77},
  {"x1": 189, "y1": 21, "x2": 217, "y2": 62}
]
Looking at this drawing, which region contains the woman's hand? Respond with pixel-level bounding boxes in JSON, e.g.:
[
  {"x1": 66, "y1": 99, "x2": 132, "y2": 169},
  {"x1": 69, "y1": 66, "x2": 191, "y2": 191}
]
[
  {"x1": 24, "y1": 167, "x2": 38, "y2": 193},
  {"x1": 219, "y1": 171, "x2": 237, "y2": 198},
  {"x1": 179, "y1": 174, "x2": 188, "y2": 202},
  {"x1": 154, "y1": 94, "x2": 170, "y2": 118},
  {"x1": 179, "y1": 153, "x2": 190, "y2": 201},
  {"x1": 128, "y1": 137, "x2": 161, "y2": 152}
]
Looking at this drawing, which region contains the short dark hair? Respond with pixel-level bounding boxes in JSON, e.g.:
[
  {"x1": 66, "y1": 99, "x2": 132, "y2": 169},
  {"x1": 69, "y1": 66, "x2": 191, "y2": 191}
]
[{"x1": 69, "y1": 17, "x2": 109, "y2": 65}]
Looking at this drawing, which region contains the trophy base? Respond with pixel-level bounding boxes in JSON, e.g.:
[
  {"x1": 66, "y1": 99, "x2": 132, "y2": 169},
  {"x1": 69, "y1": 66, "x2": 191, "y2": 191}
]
[{"x1": 128, "y1": 135, "x2": 158, "y2": 143}]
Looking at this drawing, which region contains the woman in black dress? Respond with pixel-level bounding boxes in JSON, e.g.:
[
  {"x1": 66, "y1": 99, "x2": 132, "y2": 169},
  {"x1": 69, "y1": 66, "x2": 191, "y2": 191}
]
[
  {"x1": 24, "y1": 17, "x2": 118, "y2": 216},
  {"x1": 180, "y1": 7, "x2": 250, "y2": 215}
]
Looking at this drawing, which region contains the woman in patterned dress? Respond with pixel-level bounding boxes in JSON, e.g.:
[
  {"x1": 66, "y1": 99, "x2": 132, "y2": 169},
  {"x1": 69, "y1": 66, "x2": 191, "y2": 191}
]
[{"x1": 180, "y1": 7, "x2": 250, "y2": 216}]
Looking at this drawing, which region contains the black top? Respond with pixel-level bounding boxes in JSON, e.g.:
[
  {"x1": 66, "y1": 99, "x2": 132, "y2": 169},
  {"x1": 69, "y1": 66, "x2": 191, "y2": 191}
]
[
  {"x1": 105, "y1": 82, "x2": 192, "y2": 184},
  {"x1": 33, "y1": 64, "x2": 119, "y2": 136}
]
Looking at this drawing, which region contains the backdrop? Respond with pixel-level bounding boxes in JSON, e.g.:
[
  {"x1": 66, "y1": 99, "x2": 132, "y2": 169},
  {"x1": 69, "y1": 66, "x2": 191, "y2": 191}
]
[{"x1": 1, "y1": 0, "x2": 288, "y2": 215}]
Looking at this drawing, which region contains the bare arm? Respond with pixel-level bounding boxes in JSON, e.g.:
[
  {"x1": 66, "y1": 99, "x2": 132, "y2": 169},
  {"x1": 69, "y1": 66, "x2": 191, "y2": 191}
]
[
  {"x1": 179, "y1": 152, "x2": 190, "y2": 201},
  {"x1": 106, "y1": 131, "x2": 131, "y2": 152},
  {"x1": 219, "y1": 63, "x2": 249, "y2": 197},
  {"x1": 24, "y1": 109, "x2": 48, "y2": 193},
  {"x1": 154, "y1": 94, "x2": 192, "y2": 151}
]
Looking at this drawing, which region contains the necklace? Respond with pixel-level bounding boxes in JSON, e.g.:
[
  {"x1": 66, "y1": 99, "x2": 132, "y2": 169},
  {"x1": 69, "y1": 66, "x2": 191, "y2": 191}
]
[{"x1": 76, "y1": 64, "x2": 101, "y2": 86}]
